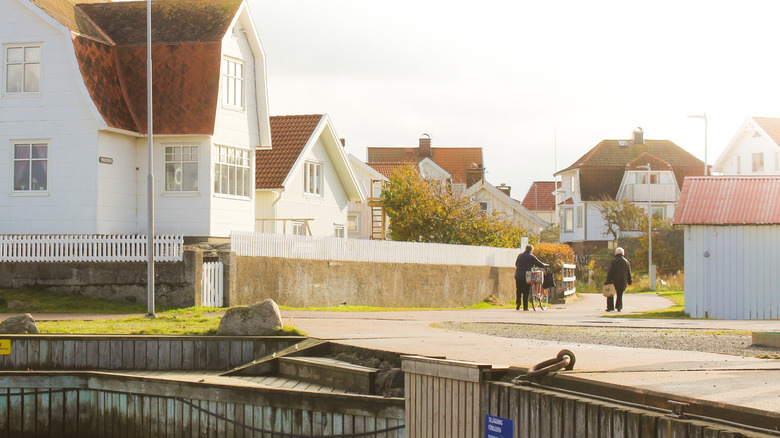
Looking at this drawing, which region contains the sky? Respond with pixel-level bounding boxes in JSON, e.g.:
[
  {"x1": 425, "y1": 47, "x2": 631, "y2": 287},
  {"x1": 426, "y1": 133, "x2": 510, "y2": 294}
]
[{"x1": 248, "y1": 0, "x2": 780, "y2": 199}]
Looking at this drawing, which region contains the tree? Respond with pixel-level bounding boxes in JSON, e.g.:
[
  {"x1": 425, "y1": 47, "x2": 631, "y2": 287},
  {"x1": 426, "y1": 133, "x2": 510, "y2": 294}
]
[
  {"x1": 634, "y1": 216, "x2": 683, "y2": 275},
  {"x1": 595, "y1": 196, "x2": 645, "y2": 241},
  {"x1": 381, "y1": 165, "x2": 535, "y2": 248}
]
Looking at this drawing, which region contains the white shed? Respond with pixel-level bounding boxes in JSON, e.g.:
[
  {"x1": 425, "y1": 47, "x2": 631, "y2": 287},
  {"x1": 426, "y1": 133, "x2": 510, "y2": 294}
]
[{"x1": 673, "y1": 176, "x2": 780, "y2": 319}]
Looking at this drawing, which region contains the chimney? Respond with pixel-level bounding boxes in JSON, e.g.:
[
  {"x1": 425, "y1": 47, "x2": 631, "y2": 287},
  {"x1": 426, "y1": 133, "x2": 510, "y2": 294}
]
[
  {"x1": 418, "y1": 133, "x2": 432, "y2": 157},
  {"x1": 497, "y1": 183, "x2": 511, "y2": 197},
  {"x1": 340, "y1": 138, "x2": 346, "y2": 147},
  {"x1": 632, "y1": 127, "x2": 644, "y2": 145},
  {"x1": 465, "y1": 163, "x2": 484, "y2": 188}
]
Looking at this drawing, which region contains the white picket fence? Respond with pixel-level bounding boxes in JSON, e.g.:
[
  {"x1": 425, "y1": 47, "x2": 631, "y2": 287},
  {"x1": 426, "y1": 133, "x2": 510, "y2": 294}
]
[
  {"x1": 201, "y1": 261, "x2": 224, "y2": 307},
  {"x1": 0, "y1": 234, "x2": 183, "y2": 262},
  {"x1": 230, "y1": 231, "x2": 519, "y2": 267}
]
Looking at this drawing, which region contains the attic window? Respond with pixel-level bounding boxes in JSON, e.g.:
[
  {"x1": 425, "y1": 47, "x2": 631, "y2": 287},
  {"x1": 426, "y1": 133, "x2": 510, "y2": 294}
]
[
  {"x1": 753, "y1": 130, "x2": 761, "y2": 138},
  {"x1": 222, "y1": 57, "x2": 244, "y2": 110},
  {"x1": 4, "y1": 44, "x2": 41, "y2": 95},
  {"x1": 618, "y1": 140, "x2": 630, "y2": 147}
]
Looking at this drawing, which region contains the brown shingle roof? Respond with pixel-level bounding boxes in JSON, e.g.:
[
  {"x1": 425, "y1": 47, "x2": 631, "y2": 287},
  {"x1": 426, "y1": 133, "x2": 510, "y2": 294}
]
[
  {"x1": 31, "y1": 0, "x2": 239, "y2": 135},
  {"x1": 674, "y1": 176, "x2": 780, "y2": 225},
  {"x1": 256, "y1": 115, "x2": 324, "y2": 189},
  {"x1": 367, "y1": 146, "x2": 483, "y2": 184},
  {"x1": 521, "y1": 181, "x2": 560, "y2": 211},
  {"x1": 557, "y1": 139, "x2": 705, "y2": 201},
  {"x1": 753, "y1": 117, "x2": 780, "y2": 147}
]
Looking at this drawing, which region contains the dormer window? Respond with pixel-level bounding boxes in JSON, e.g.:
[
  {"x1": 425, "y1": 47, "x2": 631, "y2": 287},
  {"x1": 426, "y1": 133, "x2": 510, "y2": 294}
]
[
  {"x1": 4, "y1": 44, "x2": 41, "y2": 95},
  {"x1": 635, "y1": 172, "x2": 659, "y2": 184},
  {"x1": 222, "y1": 57, "x2": 244, "y2": 110}
]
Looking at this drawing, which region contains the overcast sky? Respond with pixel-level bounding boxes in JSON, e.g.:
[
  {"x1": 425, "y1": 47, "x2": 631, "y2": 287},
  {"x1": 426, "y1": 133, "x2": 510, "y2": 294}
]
[{"x1": 249, "y1": 0, "x2": 780, "y2": 198}]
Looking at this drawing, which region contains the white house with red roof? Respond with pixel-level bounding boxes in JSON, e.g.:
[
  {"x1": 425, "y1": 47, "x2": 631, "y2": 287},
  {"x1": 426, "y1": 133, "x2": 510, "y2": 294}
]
[
  {"x1": 554, "y1": 128, "x2": 705, "y2": 253},
  {"x1": 255, "y1": 115, "x2": 363, "y2": 237},
  {"x1": 674, "y1": 176, "x2": 780, "y2": 319},
  {"x1": 463, "y1": 180, "x2": 549, "y2": 233},
  {"x1": 520, "y1": 181, "x2": 561, "y2": 226},
  {"x1": 1, "y1": 0, "x2": 271, "y2": 239},
  {"x1": 712, "y1": 117, "x2": 780, "y2": 176}
]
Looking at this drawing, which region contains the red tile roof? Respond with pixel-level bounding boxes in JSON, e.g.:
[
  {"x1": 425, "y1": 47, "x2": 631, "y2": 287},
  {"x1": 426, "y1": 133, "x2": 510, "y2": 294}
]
[
  {"x1": 521, "y1": 181, "x2": 560, "y2": 211},
  {"x1": 366, "y1": 162, "x2": 416, "y2": 179},
  {"x1": 256, "y1": 115, "x2": 324, "y2": 189},
  {"x1": 674, "y1": 176, "x2": 780, "y2": 225},
  {"x1": 558, "y1": 139, "x2": 705, "y2": 201},
  {"x1": 367, "y1": 146, "x2": 483, "y2": 184},
  {"x1": 753, "y1": 117, "x2": 780, "y2": 147},
  {"x1": 32, "y1": 0, "x2": 240, "y2": 135}
]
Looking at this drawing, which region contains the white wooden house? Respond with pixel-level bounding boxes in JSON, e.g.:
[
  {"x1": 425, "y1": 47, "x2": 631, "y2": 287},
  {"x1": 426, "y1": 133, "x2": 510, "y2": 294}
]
[
  {"x1": 463, "y1": 180, "x2": 549, "y2": 233},
  {"x1": 255, "y1": 115, "x2": 363, "y2": 237},
  {"x1": 712, "y1": 116, "x2": 780, "y2": 175},
  {"x1": 674, "y1": 176, "x2": 780, "y2": 320},
  {"x1": 347, "y1": 154, "x2": 387, "y2": 239},
  {"x1": 1, "y1": 0, "x2": 271, "y2": 239},
  {"x1": 554, "y1": 128, "x2": 705, "y2": 253}
]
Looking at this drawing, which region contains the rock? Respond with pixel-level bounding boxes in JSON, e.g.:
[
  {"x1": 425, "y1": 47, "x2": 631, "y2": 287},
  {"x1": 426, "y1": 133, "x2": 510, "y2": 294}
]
[
  {"x1": 7, "y1": 300, "x2": 27, "y2": 311},
  {"x1": 217, "y1": 298, "x2": 283, "y2": 336},
  {"x1": 376, "y1": 368, "x2": 405, "y2": 397},
  {"x1": 0, "y1": 314, "x2": 40, "y2": 334}
]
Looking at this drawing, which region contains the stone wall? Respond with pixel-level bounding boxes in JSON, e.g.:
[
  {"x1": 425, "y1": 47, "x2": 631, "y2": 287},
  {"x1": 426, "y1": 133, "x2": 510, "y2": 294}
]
[{"x1": 232, "y1": 256, "x2": 515, "y2": 308}]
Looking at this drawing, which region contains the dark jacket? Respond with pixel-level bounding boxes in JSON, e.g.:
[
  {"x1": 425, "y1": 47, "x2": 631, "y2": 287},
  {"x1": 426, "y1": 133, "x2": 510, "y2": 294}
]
[
  {"x1": 514, "y1": 249, "x2": 547, "y2": 281},
  {"x1": 605, "y1": 254, "x2": 632, "y2": 292}
]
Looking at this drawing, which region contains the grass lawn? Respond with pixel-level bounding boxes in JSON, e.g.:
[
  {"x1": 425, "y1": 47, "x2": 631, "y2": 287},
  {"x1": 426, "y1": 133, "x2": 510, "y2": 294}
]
[{"x1": 611, "y1": 290, "x2": 688, "y2": 319}]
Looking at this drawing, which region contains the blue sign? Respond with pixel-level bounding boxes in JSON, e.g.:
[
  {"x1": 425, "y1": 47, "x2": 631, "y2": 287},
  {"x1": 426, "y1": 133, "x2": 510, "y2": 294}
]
[{"x1": 485, "y1": 414, "x2": 513, "y2": 438}]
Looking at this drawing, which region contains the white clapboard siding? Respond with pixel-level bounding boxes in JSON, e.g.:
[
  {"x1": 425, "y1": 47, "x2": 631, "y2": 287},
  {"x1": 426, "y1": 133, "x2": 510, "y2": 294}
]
[
  {"x1": 201, "y1": 261, "x2": 224, "y2": 307},
  {"x1": 0, "y1": 235, "x2": 183, "y2": 262},
  {"x1": 231, "y1": 231, "x2": 519, "y2": 267}
]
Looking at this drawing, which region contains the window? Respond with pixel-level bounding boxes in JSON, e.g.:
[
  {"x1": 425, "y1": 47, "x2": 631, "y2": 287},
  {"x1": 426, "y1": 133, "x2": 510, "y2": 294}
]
[
  {"x1": 635, "y1": 172, "x2": 659, "y2": 184},
  {"x1": 736, "y1": 156, "x2": 741, "y2": 174},
  {"x1": 371, "y1": 180, "x2": 384, "y2": 198},
  {"x1": 304, "y1": 161, "x2": 322, "y2": 196},
  {"x1": 752, "y1": 152, "x2": 764, "y2": 172},
  {"x1": 12, "y1": 141, "x2": 47, "y2": 191},
  {"x1": 292, "y1": 221, "x2": 305, "y2": 236},
  {"x1": 214, "y1": 145, "x2": 251, "y2": 197},
  {"x1": 221, "y1": 57, "x2": 244, "y2": 109},
  {"x1": 347, "y1": 215, "x2": 358, "y2": 232},
  {"x1": 4, "y1": 44, "x2": 41, "y2": 94},
  {"x1": 651, "y1": 207, "x2": 665, "y2": 220},
  {"x1": 334, "y1": 224, "x2": 345, "y2": 238},
  {"x1": 576, "y1": 206, "x2": 583, "y2": 228},
  {"x1": 165, "y1": 145, "x2": 199, "y2": 192},
  {"x1": 569, "y1": 175, "x2": 576, "y2": 195},
  {"x1": 479, "y1": 201, "x2": 488, "y2": 212},
  {"x1": 563, "y1": 208, "x2": 574, "y2": 233}
]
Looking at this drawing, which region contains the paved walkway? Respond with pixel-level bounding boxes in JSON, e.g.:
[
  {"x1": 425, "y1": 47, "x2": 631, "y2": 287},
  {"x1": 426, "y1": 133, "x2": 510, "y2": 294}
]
[{"x1": 3, "y1": 293, "x2": 779, "y2": 420}]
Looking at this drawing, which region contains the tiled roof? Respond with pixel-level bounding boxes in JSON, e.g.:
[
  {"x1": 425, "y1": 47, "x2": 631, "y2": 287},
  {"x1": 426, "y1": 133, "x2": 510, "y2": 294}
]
[
  {"x1": 367, "y1": 146, "x2": 483, "y2": 184},
  {"x1": 674, "y1": 176, "x2": 780, "y2": 225},
  {"x1": 256, "y1": 115, "x2": 323, "y2": 189},
  {"x1": 753, "y1": 117, "x2": 780, "y2": 147},
  {"x1": 31, "y1": 0, "x2": 240, "y2": 135},
  {"x1": 558, "y1": 139, "x2": 705, "y2": 201},
  {"x1": 366, "y1": 162, "x2": 415, "y2": 179},
  {"x1": 521, "y1": 181, "x2": 560, "y2": 211}
]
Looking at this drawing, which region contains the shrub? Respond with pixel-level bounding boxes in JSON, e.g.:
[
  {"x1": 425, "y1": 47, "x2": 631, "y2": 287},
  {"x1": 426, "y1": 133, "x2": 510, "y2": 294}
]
[{"x1": 533, "y1": 242, "x2": 574, "y2": 275}]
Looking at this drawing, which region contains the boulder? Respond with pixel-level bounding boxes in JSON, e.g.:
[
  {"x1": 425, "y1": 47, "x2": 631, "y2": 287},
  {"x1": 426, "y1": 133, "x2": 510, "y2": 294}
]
[
  {"x1": 217, "y1": 298, "x2": 282, "y2": 336},
  {"x1": 0, "y1": 313, "x2": 40, "y2": 334}
]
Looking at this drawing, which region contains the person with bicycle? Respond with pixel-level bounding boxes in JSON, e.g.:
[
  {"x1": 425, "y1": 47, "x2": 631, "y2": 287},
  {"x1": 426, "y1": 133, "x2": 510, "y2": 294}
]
[{"x1": 514, "y1": 244, "x2": 549, "y2": 311}]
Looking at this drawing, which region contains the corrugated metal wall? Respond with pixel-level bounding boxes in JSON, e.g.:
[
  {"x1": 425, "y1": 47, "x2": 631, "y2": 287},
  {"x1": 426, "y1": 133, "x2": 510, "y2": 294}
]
[{"x1": 684, "y1": 225, "x2": 780, "y2": 319}]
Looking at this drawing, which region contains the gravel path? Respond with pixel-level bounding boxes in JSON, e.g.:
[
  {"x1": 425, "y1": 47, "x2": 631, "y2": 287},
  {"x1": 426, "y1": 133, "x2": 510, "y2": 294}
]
[{"x1": 434, "y1": 322, "x2": 780, "y2": 358}]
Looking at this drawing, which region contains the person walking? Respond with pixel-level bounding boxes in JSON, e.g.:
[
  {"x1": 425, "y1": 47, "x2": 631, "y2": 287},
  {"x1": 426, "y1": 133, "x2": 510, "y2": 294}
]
[
  {"x1": 514, "y1": 244, "x2": 548, "y2": 311},
  {"x1": 605, "y1": 247, "x2": 632, "y2": 311}
]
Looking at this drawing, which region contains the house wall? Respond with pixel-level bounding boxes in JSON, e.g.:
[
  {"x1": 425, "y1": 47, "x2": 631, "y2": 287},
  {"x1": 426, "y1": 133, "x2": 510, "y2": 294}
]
[
  {"x1": 471, "y1": 188, "x2": 545, "y2": 232},
  {"x1": 683, "y1": 224, "x2": 780, "y2": 319},
  {"x1": 96, "y1": 131, "x2": 140, "y2": 234},
  {"x1": 347, "y1": 163, "x2": 378, "y2": 239},
  {"x1": 274, "y1": 137, "x2": 349, "y2": 237},
  {"x1": 717, "y1": 128, "x2": 780, "y2": 175},
  {"x1": 254, "y1": 190, "x2": 278, "y2": 233},
  {"x1": 0, "y1": 3, "x2": 102, "y2": 234}
]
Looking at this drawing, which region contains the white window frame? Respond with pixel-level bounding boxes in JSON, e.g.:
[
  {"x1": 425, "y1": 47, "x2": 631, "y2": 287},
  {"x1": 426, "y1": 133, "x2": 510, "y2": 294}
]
[
  {"x1": 334, "y1": 224, "x2": 345, "y2": 238},
  {"x1": 736, "y1": 156, "x2": 741, "y2": 174},
  {"x1": 752, "y1": 152, "x2": 764, "y2": 173},
  {"x1": 221, "y1": 56, "x2": 244, "y2": 110},
  {"x1": 3, "y1": 43, "x2": 41, "y2": 96},
  {"x1": 11, "y1": 140, "x2": 48, "y2": 194},
  {"x1": 304, "y1": 161, "x2": 323, "y2": 197},
  {"x1": 164, "y1": 144, "x2": 199, "y2": 193},
  {"x1": 563, "y1": 208, "x2": 574, "y2": 233},
  {"x1": 479, "y1": 201, "x2": 488, "y2": 212},
  {"x1": 292, "y1": 221, "x2": 305, "y2": 236},
  {"x1": 651, "y1": 206, "x2": 665, "y2": 220},
  {"x1": 576, "y1": 206, "x2": 583, "y2": 228},
  {"x1": 214, "y1": 145, "x2": 252, "y2": 198},
  {"x1": 347, "y1": 214, "x2": 358, "y2": 232}
]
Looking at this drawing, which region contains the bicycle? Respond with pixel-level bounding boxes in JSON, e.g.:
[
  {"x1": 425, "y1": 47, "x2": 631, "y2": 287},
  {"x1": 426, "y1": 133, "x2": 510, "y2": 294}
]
[{"x1": 526, "y1": 267, "x2": 549, "y2": 310}]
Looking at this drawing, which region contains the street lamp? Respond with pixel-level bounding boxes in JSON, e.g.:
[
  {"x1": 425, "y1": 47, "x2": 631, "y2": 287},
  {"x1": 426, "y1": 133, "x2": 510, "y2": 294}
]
[
  {"x1": 688, "y1": 113, "x2": 708, "y2": 175},
  {"x1": 636, "y1": 163, "x2": 655, "y2": 290}
]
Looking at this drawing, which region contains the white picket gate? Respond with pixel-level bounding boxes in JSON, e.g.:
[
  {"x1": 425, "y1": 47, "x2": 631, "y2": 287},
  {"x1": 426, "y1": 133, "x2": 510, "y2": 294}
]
[{"x1": 201, "y1": 261, "x2": 224, "y2": 307}]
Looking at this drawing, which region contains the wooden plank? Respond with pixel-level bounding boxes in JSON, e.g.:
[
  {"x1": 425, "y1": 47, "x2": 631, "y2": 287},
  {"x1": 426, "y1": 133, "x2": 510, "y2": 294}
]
[
  {"x1": 599, "y1": 404, "x2": 613, "y2": 438},
  {"x1": 550, "y1": 394, "x2": 564, "y2": 437},
  {"x1": 97, "y1": 340, "x2": 110, "y2": 369},
  {"x1": 217, "y1": 340, "x2": 229, "y2": 370},
  {"x1": 563, "y1": 397, "x2": 577, "y2": 438},
  {"x1": 122, "y1": 340, "x2": 134, "y2": 371},
  {"x1": 170, "y1": 339, "x2": 183, "y2": 370},
  {"x1": 241, "y1": 340, "x2": 254, "y2": 364},
  {"x1": 110, "y1": 339, "x2": 123, "y2": 370},
  {"x1": 230, "y1": 340, "x2": 242, "y2": 369},
  {"x1": 612, "y1": 408, "x2": 627, "y2": 438},
  {"x1": 36, "y1": 386, "x2": 51, "y2": 438},
  {"x1": 27, "y1": 338, "x2": 40, "y2": 369},
  {"x1": 63, "y1": 339, "x2": 76, "y2": 368},
  {"x1": 51, "y1": 339, "x2": 64, "y2": 369},
  {"x1": 86, "y1": 339, "x2": 100, "y2": 369},
  {"x1": 626, "y1": 410, "x2": 641, "y2": 438},
  {"x1": 64, "y1": 389, "x2": 79, "y2": 437},
  {"x1": 207, "y1": 400, "x2": 218, "y2": 437},
  {"x1": 74, "y1": 339, "x2": 87, "y2": 368},
  {"x1": 158, "y1": 340, "x2": 171, "y2": 371},
  {"x1": 50, "y1": 387, "x2": 64, "y2": 436},
  {"x1": 146, "y1": 340, "x2": 159, "y2": 371},
  {"x1": 8, "y1": 388, "x2": 21, "y2": 437},
  {"x1": 194, "y1": 340, "x2": 206, "y2": 370},
  {"x1": 587, "y1": 403, "x2": 600, "y2": 438},
  {"x1": 21, "y1": 388, "x2": 35, "y2": 436},
  {"x1": 540, "y1": 392, "x2": 553, "y2": 437},
  {"x1": 39, "y1": 339, "x2": 51, "y2": 369}
]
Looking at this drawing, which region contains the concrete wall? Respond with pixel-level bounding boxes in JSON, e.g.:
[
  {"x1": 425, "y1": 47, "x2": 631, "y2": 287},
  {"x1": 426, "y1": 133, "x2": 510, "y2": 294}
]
[{"x1": 232, "y1": 256, "x2": 515, "y2": 308}]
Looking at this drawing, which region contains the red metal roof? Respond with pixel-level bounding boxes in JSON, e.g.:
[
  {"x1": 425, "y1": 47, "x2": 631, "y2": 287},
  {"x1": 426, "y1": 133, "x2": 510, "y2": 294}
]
[
  {"x1": 557, "y1": 139, "x2": 705, "y2": 201},
  {"x1": 674, "y1": 176, "x2": 780, "y2": 225},
  {"x1": 367, "y1": 146, "x2": 483, "y2": 184},
  {"x1": 32, "y1": 0, "x2": 239, "y2": 135},
  {"x1": 521, "y1": 181, "x2": 560, "y2": 211},
  {"x1": 256, "y1": 115, "x2": 323, "y2": 189}
]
